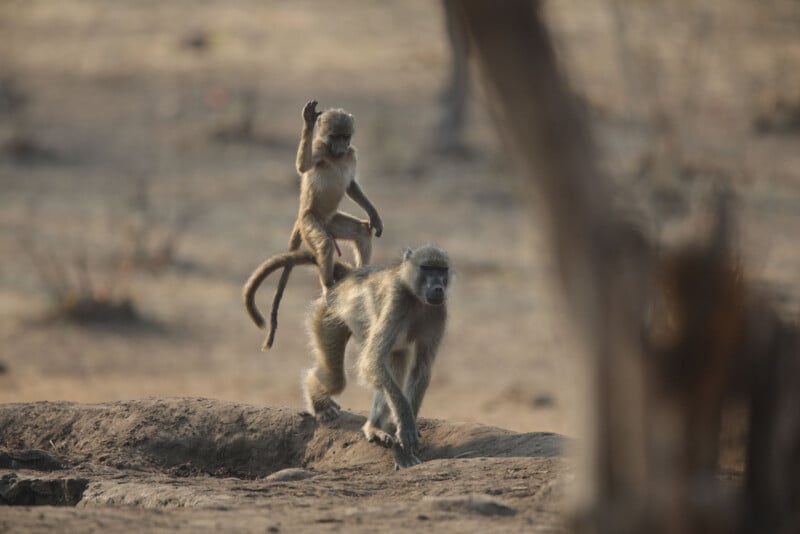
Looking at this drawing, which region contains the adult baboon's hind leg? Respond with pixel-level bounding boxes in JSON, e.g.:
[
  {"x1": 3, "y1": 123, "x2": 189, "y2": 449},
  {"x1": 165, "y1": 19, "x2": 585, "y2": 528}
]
[{"x1": 304, "y1": 306, "x2": 350, "y2": 421}]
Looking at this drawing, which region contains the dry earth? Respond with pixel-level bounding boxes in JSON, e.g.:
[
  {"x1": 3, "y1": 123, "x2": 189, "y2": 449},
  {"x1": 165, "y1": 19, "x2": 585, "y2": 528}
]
[
  {"x1": 1, "y1": 0, "x2": 798, "y2": 532},
  {"x1": 0, "y1": 398, "x2": 568, "y2": 533}
]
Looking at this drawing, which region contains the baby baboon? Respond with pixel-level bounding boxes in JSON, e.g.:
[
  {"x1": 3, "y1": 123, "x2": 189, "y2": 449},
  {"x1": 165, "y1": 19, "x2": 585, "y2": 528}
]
[
  {"x1": 264, "y1": 100, "x2": 383, "y2": 350},
  {"x1": 244, "y1": 245, "x2": 451, "y2": 469}
]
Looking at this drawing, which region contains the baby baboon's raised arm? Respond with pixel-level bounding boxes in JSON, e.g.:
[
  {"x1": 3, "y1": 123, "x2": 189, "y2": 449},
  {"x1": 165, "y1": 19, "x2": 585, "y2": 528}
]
[
  {"x1": 244, "y1": 245, "x2": 451, "y2": 469},
  {"x1": 264, "y1": 100, "x2": 383, "y2": 350}
]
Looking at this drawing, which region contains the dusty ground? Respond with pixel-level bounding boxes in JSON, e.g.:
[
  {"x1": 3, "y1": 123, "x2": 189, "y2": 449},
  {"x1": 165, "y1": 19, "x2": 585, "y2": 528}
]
[
  {"x1": 0, "y1": 0, "x2": 798, "y2": 531},
  {"x1": 0, "y1": 398, "x2": 567, "y2": 532}
]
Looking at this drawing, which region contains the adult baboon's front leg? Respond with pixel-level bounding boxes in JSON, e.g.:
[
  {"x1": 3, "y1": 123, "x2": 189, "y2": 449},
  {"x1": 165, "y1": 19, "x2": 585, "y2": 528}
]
[
  {"x1": 406, "y1": 370, "x2": 432, "y2": 421},
  {"x1": 361, "y1": 304, "x2": 420, "y2": 468},
  {"x1": 363, "y1": 390, "x2": 395, "y2": 447},
  {"x1": 382, "y1": 380, "x2": 421, "y2": 469},
  {"x1": 363, "y1": 349, "x2": 410, "y2": 447}
]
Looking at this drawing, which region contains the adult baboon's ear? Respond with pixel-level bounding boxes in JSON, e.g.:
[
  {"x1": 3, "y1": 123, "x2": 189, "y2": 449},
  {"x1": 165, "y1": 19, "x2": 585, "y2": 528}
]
[{"x1": 402, "y1": 247, "x2": 414, "y2": 262}]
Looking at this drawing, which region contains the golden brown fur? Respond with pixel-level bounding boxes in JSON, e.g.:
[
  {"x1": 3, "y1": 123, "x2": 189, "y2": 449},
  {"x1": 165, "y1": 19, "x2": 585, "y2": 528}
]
[
  {"x1": 244, "y1": 245, "x2": 451, "y2": 469},
  {"x1": 264, "y1": 100, "x2": 383, "y2": 350}
]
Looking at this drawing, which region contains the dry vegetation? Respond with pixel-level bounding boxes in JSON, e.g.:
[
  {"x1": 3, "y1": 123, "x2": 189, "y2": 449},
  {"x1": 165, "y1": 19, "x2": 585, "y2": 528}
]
[{"x1": 1, "y1": 0, "x2": 799, "y2": 531}]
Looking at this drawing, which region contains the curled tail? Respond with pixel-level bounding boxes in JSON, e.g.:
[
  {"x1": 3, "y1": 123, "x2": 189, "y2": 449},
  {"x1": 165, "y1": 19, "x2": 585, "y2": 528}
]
[
  {"x1": 243, "y1": 250, "x2": 352, "y2": 350},
  {"x1": 243, "y1": 250, "x2": 317, "y2": 331},
  {"x1": 266, "y1": 265, "x2": 293, "y2": 350}
]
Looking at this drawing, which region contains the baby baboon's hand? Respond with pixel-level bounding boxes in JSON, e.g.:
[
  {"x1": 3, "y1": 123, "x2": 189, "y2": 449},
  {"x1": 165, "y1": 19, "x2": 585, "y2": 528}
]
[
  {"x1": 302, "y1": 100, "x2": 321, "y2": 126},
  {"x1": 370, "y1": 213, "x2": 383, "y2": 238}
]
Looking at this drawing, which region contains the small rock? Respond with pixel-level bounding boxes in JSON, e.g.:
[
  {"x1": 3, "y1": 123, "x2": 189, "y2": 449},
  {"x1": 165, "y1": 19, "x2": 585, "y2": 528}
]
[
  {"x1": 265, "y1": 468, "x2": 315, "y2": 482},
  {"x1": 0, "y1": 450, "x2": 69, "y2": 471},
  {"x1": 423, "y1": 494, "x2": 517, "y2": 517},
  {"x1": 531, "y1": 394, "x2": 555, "y2": 408},
  {"x1": 0, "y1": 474, "x2": 88, "y2": 506}
]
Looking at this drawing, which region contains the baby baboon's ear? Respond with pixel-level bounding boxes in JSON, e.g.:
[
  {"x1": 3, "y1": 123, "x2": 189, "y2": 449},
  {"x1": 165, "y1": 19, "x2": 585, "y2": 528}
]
[{"x1": 402, "y1": 247, "x2": 414, "y2": 262}]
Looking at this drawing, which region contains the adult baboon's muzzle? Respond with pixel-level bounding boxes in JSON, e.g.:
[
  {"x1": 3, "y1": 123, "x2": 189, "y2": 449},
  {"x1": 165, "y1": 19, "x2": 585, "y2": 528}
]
[{"x1": 426, "y1": 286, "x2": 445, "y2": 306}]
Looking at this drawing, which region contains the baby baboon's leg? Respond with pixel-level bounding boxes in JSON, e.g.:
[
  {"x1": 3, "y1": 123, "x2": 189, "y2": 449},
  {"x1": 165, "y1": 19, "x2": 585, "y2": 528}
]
[
  {"x1": 301, "y1": 212, "x2": 336, "y2": 288},
  {"x1": 327, "y1": 212, "x2": 372, "y2": 267},
  {"x1": 287, "y1": 223, "x2": 303, "y2": 251},
  {"x1": 304, "y1": 305, "x2": 350, "y2": 421}
]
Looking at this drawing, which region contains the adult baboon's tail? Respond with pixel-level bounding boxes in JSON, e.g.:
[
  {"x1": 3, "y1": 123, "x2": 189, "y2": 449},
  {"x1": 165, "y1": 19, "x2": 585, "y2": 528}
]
[{"x1": 243, "y1": 250, "x2": 317, "y2": 332}]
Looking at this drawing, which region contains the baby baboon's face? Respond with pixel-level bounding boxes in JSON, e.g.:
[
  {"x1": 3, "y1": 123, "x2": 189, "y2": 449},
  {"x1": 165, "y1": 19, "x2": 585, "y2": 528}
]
[
  {"x1": 318, "y1": 110, "x2": 354, "y2": 158},
  {"x1": 326, "y1": 132, "x2": 351, "y2": 157}
]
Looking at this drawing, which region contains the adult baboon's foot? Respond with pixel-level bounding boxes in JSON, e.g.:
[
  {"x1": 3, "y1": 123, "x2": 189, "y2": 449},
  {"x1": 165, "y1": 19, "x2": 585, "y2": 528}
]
[
  {"x1": 393, "y1": 446, "x2": 422, "y2": 470},
  {"x1": 363, "y1": 421, "x2": 394, "y2": 448},
  {"x1": 312, "y1": 398, "x2": 341, "y2": 422}
]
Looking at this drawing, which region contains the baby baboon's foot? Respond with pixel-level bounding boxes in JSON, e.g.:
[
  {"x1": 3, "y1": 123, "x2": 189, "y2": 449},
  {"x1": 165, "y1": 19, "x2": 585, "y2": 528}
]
[
  {"x1": 312, "y1": 398, "x2": 341, "y2": 422},
  {"x1": 321, "y1": 282, "x2": 334, "y2": 299},
  {"x1": 363, "y1": 421, "x2": 394, "y2": 448}
]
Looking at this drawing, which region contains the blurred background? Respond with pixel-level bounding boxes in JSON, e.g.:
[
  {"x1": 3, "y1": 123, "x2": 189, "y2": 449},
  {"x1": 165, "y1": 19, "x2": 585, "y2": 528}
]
[{"x1": 1, "y1": 0, "x2": 798, "y2": 440}]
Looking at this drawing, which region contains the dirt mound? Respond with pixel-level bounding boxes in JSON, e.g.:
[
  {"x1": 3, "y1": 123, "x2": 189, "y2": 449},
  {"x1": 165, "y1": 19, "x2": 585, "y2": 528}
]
[
  {"x1": 0, "y1": 398, "x2": 308, "y2": 478},
  {"x1": 0, "y1": 398, "x2": 563, "y2": 477},
  {"x1": 0, "y1": 398, "x2": 569, "y2": 532}
]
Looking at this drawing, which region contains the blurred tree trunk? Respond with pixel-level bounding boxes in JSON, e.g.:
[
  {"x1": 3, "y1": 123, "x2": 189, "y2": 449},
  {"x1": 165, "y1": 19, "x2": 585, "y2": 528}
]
[
  {"x1": 433, "y1": 0, "x2": 470, "y2": 155},
  {"x1": 453, "y1": 1, "x2": 800, "y2": 533}
]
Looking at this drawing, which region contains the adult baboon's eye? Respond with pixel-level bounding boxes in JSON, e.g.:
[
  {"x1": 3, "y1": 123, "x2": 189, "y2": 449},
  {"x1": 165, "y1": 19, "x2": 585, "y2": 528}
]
[{"x1": 421, "y1": 266, "x2": 448, "y2": 275}]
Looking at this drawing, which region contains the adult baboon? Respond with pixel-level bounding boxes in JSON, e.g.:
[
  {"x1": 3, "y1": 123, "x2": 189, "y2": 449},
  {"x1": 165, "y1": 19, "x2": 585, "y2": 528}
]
[
  {"x1": 264, "y1": 100, "x2": 384, "y2": 350},
  {"x1": 244, "y1": 245, "x2": 451, "y2": 469}
]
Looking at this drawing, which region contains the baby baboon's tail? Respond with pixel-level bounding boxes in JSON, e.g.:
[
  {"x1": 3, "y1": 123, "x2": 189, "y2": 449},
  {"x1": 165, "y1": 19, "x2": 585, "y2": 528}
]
[{"x1": 243, "y1": 250, "x2": 317, "y2": 330}]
